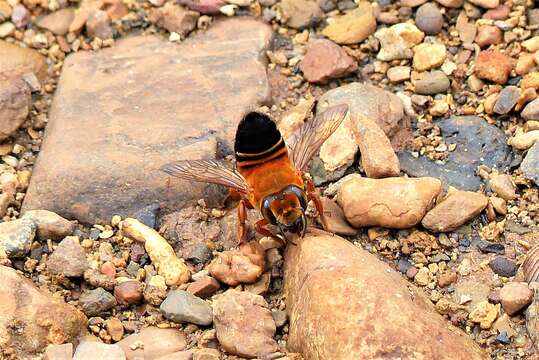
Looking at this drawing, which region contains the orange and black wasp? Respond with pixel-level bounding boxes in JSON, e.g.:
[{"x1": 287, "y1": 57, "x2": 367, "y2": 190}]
[{"x1": 161, "y1": 103, "x2": 349, "y2": 243}]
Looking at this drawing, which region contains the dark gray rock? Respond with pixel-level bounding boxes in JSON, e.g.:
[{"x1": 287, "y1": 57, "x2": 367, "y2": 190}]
[
  {"x1": 186, "y1": 244, "x2": 212, "y2": 264},
  {"x1": 493, "y1": 86, "x2": 520, "y2": 115},
  {"x1": 477, "y1": 240, "x2": 505, "y2": 254},
  {"x1": 79, "y1": 287, "x2": 117, "y2": 316},
  {"x1": 521, "y1": 142, "x2": 539, "y2": 185},
  {"x1": 132, "y1": 203, "x2": 159, "y2": 229},
  {"x1": 489, "y1": 257, "x2": 517, "y2": 277},
  {"x1": 0, "y1": 218, "x2": 36, "y2": 258},
  {"x1": 160, "y1": 290, "x2": 213, "y2": 326},
  {"x1": 399, "y1": 116, "x2": 516, "y2": 190}
]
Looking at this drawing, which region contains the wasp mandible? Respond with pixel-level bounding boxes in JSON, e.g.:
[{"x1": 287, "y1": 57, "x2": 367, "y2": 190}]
[{"x1": 161, "y1": 103, "x2": 349, "y2": 243}]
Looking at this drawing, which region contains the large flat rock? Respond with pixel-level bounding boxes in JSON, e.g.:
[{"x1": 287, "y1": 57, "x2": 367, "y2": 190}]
[
  {"x1": 284, "y1": 230, "x2": 486, "y2": 360},
  {"x1": 22, "y1": 19, "x2": 272, "y2": 224}
]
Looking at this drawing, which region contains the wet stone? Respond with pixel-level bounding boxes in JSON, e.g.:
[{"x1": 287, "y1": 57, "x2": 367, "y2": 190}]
[
  {"x1": 399, "y1": 116, "x2": 515, "y2": 190},
  {"x1": 489, "y1": 257, "x2": 517, "y2": 277}
]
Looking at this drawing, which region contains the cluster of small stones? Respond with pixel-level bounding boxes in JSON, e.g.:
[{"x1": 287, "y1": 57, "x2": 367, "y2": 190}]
[{"x1": 1, "y1": 0, "x2": 539, "y2": 358}]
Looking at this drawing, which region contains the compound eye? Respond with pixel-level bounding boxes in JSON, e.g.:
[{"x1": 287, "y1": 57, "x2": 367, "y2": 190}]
[
  {"x1": 284, "y1": 185, "x2": 308, "y2": 210},
  {"x1": 261, "y1": 197, "x2": 277, "y2": 225}
]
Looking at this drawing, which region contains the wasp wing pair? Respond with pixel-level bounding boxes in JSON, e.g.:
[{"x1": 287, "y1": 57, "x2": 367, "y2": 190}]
[{"x1": 161, "y1": 103, "x2": 349, "y2": 196}]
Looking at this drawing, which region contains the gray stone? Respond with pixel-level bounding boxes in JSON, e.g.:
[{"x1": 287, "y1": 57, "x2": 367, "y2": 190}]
[
  {"x1": 22, "y1": 19, "x2": 272, "y2": 224},
  {"x1": 160, "y1": 290, "x2": 213, "y2": 326},
  {"x1": 399, "y1": 116, "x2": 515, "y2": 190},
  {"x1": 414, "y1": 71, "x2": 450, "y2": 95},
  {"x1": 521, "y1": 140, "x2": 539, "y2": 185},
  {"x1": 0, "y1": 76, "x2": 31, "y2": 141},
  {"x1": 415, "y1": 3, "x2": 443, "y2": 35},
  {"x1": 522, "y1": 98, "x2": 539, "y2": 121},
  {"x1": 79, "y1": 287, "x2": 117, "y2": 316},
  {"x1": 47, "y1": 237, "x2": 89, "y2": 277},
  {"x1": 489, "y1": 257, "x2": 517, "y2": 277},
  {"x1": 494, "y1": 86, "x2": 520, "y2": 114},
  {"x1": 22, "y1": 209, "x2": 74, "y2": 240},
  {"x1": 0, "y1": 218, "x2": 36, "y2": 258}
]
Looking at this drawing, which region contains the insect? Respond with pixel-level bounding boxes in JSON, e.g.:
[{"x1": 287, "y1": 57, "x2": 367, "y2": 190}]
[{"x1": 161, "y1": 102, "x2": 349, "y2": 243}]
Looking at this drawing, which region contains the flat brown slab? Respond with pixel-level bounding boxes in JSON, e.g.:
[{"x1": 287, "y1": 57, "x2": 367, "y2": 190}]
[{"x1": 22, "y1": 19, "x2": 272, "y2": 224}]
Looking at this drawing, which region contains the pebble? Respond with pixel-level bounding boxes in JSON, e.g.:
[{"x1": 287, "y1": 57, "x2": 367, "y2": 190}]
[
  {"x1": 493, "y1": 86, "x2": 520, "y2": 114},
  {"x1": 414, "y1": 267, "x2": 430, "y2": 286},
  {"x1": 11, "y1": 4, "x2": 29, "y2": 28},
  {"x1": 421, "y1": 190, "x2": 488, "y2": 232},
  {"x1": 300, "y1": 39, "x2": 358, "y2": 84},
  {"x1": 413, "y1": 42, "x2": 446, "y2": 71},
  {"x1": 429, "y1": 99, "x2": 449, "y2": 116},
  {"x1": 187, "y1": 276, "x2": 220, "y2": 298},
  {"x1": 0, "y1": 218, "x2": 36, "y2": 258},
  {"x1": 523, "y1": 36, "x2": 539, "y2": 53},
  {"x1": 477, "y1": 240, "x2": 505, "y2": 254},
  {"x1": 133, "y1": 203, "x2": 159, "y2": 229},
  {"x1": 521, "y1": 72, "x2": 539, "y2": 90},
  {"x1": 160, "y1": 290, "x2": 213, "y2": 326},
  {"x1": 375, "y1": 22, "x2": 424, "y2": 61},
  {"x1": 144, "y1": 274, "x2": 168, "y2": 305},
  {"x1": 122, "y1": 218, "x2": 190, "y2": 286},
  {"x1": 509, "y1": 130, "x2": 539, "y2": 150},
  {"x1": 101, "y1": 261, "x2": 116, "y2": 278},
  {"x1": 114, "y1": 280, "x2": 143, "y2": 305},
  {"x1": 213, "y1": 290, "x2": 278, "y2": 358},
  {"x1": 79, "y1": 287, "x2": 117, "y2": 317},
  {"x1": 516, "y1": 54, "x2": 535, "y2": 76},
  {"x1": 489, "y1": 174, "x2": 517, "y2": 200},
  {"x1": 490, "y1": 197, "x2": 507, "y2": 215},
  {"x1": 469, "y1": 301, "x2": 499, "y2": 329},
  {"x1": 322, "y1": 2, "x2": 376, "y2": 44},
  {"x1": 118, "y1": 327, "x2": 187, "y2": 359},
  {"x1": 73, "y1": 341, "x2": 126, "y2": 360},
  {"x1": 522, "y1": 98, "x2": 539, "y2": 121},
  {"x1": 438, "y1": 271, "x2": 458, "y2": 287},
  {"x1": 47, "y1": 236, "x2": 89, "y2": 277},
  {"x1": 337, "y1": 176, "x2": 441, "y2": 228},
  {"x1": 150, "y1": 4, "x2": 199, "y2": 38},
  {"x1": 402, "y1": 0, "x2": 428, "y2": 6},
  {"x1": 209, "y1": 249, "x2": 263, "y2": 286},
  {"x1": 0, "y1": 22, "x2": 14, "y2": 38},
  {"x1": 84, "y1": 269, "x2": 116, "y2": 290},
  {"x1": 414, "y1": 71, "x2": 450, "y2": 95},
  {"x1": 44, "y1": 343, "x2": 73, "y2": 360},
  {"x1": 468, "y1": 0, "x2": 498, "y2": 8},
  {"x1": 22, "y1": 210, "x2": 74, "y2": 240},
  {"x1": 520, "y1": 142, "x2": 539, "y2": 185},
  {"x1": 415, "y1": 3, "x2": 443, "y2": 35},
  {"x1": 86, "y1": 10, "x2": 113, "y2": 39},
  {"x1": 0, "y1": 77, "x2": 31, "y2": 141},
  {"x1": 475, "y1": 50, "x2": 512, "y2": 84},
  {"x1": 489, "y1": 257, "x2": 517, "y2": 277},
  {"x1": 387, "y1": 66, "x2": 411, "y2": 83},
  {"x1": 179, "y1": 0, "x2": 224, "y2": 14},
  {"x1": 106, "y1": 317, "x2": 124, "y2": 342},
  {"x1": 499, "y1": 282, "x2": 533, "y2": 316},
  {"x1": 435, "y1": 0, "x2": 463, "y2": 7},
  {"x1": 279, "y1": 0, "x2": 322, "y2": 29},
  {"x1": 35, "y1": 8, "x2": 75, "y2": 36},
  {"x1": 475, "y1": 25, "x2": 502, "y2": 48}
]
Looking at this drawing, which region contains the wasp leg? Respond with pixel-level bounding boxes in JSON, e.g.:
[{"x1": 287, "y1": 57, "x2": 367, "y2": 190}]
[
  {"x1": 238, "y1": 199, "x2": 248, "y2": 244},
  {"x1": 304, "y1": 176, "x2": 329, "y2": 231},
  {"x1": 256, "y1": 219, "x2": 287, "y2": 246}
]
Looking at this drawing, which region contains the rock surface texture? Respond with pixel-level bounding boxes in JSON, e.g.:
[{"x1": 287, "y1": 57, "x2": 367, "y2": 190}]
[
  {"x1": 22, "y1": 19, "x2": 272, "y2": 224},
  {"x1": 284, "y1": 231, "x2": 486, "y2": 360}
]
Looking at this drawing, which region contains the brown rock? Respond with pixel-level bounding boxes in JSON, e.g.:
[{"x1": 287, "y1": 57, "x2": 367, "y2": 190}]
[
  {"x1": 284, "y1": 231, "x2": 486, "y2": 359},
  {"x1": 179, "y1": 0, "x2": 224, "y2": 14},
  {"x1": 209, "y1": 250, "x2": 264, "y2": 286},
  {"x1": 468, "y1": 0, "x2": 499, "y2": 8},
  {"x1": 422, "y1": 190, "x2": 488, "y2": 232},
  {"x1": 475, "y1": 25, "x2": 502, "y2": 48},
  {"x1": 22, "y1": 19, "x2": 272, "y2": 224},
  {"x1": 484, "y1": 4, "x2": 510, "y2": 20},
  {"x1": 516, "y1": 54, "x2": 535, "y2": 76},
  {"x1": 47, "y1": 237, "x2": 89, "y2": 277},
  {"x1": 279, "y1": 0, "x2": 322, "y2": 29},
  {"x1": 319, "y1": 197, "x2": 357, "y2": 236},
  {"x1": 150, "y1": 4, "x2": 199, "y2": 37},
  {"x1": 156, "y1": 351, "x2": 193, "y2": 360},
  {"x1": 322, "y1": 2, "x2": 377, "y2": 45},
  {"x1": 300, "y1": 39, "x2": 357, "y2": 84},
  {"x1": 413, "y1": 42, "x2": 446, "y2": 71},
  {"x1": 86, "y1": 10, "x2": 113, "y2": 39},
  {"x1": 522, "y1": 72, "x2": 539, "y2": 90},
  {"x1": 73, "y1": 341, "x2": 126, "y2": 360},
  {"x1": 474, "y1": 50, "x2": 512, "y2": 84},
  {"x1": 435, "y1": 0, "x2": 463, "y2": 7},
  {"x1": 352, "y1": 116, "x2": 400, "y2": 178},
  {"x1": 0, "y1": 265, "x2": 87, "y2": 358},
  {"x1": 44, "y1": 343, "x2": 73, "y2": 360},
  {"x1": 193, "y1": 348, "x2": 220, "y2": 360},
  {"x1": 0, "y1": 76, "x2": 31, "y2": 141},
  {"x1": 438, "y1": 271, "x2": 458, "y2": 287},
  {"x1": 0, "y1": 1, "x2": 11, "y2": 22},
  {"x1": 245, "y1": 272, "x2": 271, "y2": 295},
  {"x1": 114, "y1": 281, "x2": 143, "y2": 305},
  {"x1": 101, "y1": 261, "x2": 116, "y2": 278},
  {"x1": 499, "y1": 282, "x2": 533, "y2": 316},
  {"x1": 106, "y1": 317, "x2": 124, "y2": 342},
  {"x1": 22, "y1": 209, "x2": 74, "y2": 240},
  {"x1": 336, "y1": 176, "x2": 441, "y2": 228},
  {"x1": 118, "y1": 327, "x2": 187, "y2": 360},
  {"x1": 386, "y1": 65, "x2": 411, "y2": 83},
  {"x1": 36, "y1": 8, "x2": 75, "y2": 35},
  {"x1": 187, "y1": 276, "x2": 220, "y2": 298},
  {"x1": 489, "y1": 173, "x2": 517, "y2": 200},
  {"x1": 213, "y1": 289, "x2": 278, "y2": 358}
]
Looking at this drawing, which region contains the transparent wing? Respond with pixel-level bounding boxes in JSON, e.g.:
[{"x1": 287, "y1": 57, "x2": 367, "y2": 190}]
[
  {"x1": 288, "y1": 103, "x2": 349, "y2": 172},
  {"x1": 161, "y1": 159, "x2": 250, "y2": 194}
]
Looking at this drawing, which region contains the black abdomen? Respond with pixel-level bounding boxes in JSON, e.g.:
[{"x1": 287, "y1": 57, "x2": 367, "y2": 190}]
[{"x1": 235, "y1": 112, "x2": 286, "y2": 167}]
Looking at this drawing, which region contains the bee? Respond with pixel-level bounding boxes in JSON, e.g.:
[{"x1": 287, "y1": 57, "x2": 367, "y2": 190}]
[{"x1": 161, "y1": 103, "x2": 349, "y2": 243}]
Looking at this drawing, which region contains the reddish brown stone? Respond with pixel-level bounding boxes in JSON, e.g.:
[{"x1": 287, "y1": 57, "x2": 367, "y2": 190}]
[
  {"x1": 150, "y1": 4, "x2": 199, "y2": 37},
  {"x1": 114, "y1": 281, "x2": 143, "y2": 305},
  {"x1": 0, "y1": 265, "x2": 87, "y2": 359},
  {"x1": 22, "y1": 19, "x2": 272, "y2": 224},
  {"x1": 474, "y1": 50, "x2": 512, "y2": 84},
  {"x1": 101, "y1": 261, "x2": 116, "y2": 279},
  {"x1": 35, "y1": 8, "x2": 75, "y2": 35},
  {"x1": 438, "y1": 271, "x2": 458, "y2": 287},
  {"x1": 300, "y1": 38, "x2": 357, "y2": 84},
  {"x1": 187, "y1": 277, "x2": 220, "y2": 298},
  {"x1": 475, "y1": 25, "x2": 502, "y2": 48},
  {"x1": 284, "y1": 232, "x2": 486, "y2": 359},
  {"x1": 0, "y1": 76, "x2": 31, "y2": 141},
  {"x1": 483, "y1": 4, "x2": 510, "y2": 20}
]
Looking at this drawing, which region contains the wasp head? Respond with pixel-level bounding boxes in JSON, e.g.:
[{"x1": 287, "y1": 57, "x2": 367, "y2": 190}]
[{"x1": 261, "y1": 185, "x2": 308, "y2": 238}]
